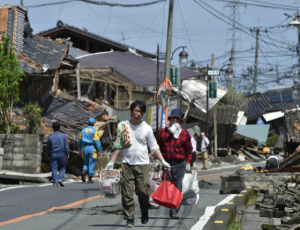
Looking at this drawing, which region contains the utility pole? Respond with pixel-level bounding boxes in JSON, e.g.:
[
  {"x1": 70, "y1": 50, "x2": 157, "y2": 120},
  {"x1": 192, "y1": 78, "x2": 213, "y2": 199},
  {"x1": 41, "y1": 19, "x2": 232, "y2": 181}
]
[
  {"x1": 297, "y1": 11, "x2": 300, "y2": 82},
  {"x1": 212, "y1": 54, "x2": 217, "y2": 156},
  {"x1": 164, "y1": 0, "x2": 174, "y2": 81},
  {"x1": 276, "y1": 65, "x2": 279, "y2": 86},
  {"x1": 156, "y1": 44, "x2": 159, "y2": 137},
  {"x1": 162, "y1": 0, "x2": 174, "y2": 128},
  {"x1": 230, "y1": 48, "x2": 234, "y2": 88},
  {"x1": 253, "y1": 27, "x2": 259, "y2": 93},
  {"x1": 206, "y1": 63, "x2": 209, "y2": 136}
]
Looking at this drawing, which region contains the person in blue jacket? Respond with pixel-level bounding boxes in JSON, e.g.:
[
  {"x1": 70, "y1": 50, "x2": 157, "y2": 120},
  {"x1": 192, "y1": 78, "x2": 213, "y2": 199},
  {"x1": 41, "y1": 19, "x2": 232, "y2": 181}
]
[
  {"x1": 78, "y1": 117, "x2": 102, "y2": 183},
  {"x1": 47, "y1": 121, "x2": 70, "y2": 187}
]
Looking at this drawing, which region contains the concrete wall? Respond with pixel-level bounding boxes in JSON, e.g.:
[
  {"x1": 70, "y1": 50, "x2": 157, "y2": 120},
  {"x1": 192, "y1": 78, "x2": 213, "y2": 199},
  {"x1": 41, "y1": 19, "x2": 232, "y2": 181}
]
[
  {"x1": 221, "y1": 173, "x2": 299, "y2": 193},
  {"x1": 0, "y1": 134, "x2": 43, "y2": 173}
]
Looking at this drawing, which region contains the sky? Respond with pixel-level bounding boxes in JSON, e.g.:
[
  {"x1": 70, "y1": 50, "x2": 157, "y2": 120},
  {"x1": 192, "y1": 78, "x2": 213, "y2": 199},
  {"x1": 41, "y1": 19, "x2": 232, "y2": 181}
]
[{"x1": 4, "y1": 0, "x2": 300, "y2": 93}]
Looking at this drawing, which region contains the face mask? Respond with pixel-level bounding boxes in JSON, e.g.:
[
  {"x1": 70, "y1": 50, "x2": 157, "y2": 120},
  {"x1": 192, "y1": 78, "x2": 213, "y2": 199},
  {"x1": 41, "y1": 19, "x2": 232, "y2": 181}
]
[{"x1": 168, "y1": 123, "x2": 182, "y2": 139}]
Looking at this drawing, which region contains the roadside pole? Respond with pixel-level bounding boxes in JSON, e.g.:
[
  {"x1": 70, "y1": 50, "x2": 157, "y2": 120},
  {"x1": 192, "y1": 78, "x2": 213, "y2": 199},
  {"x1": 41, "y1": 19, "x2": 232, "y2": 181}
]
[
  {"x1": 212, "y1": 54, "x2": 218, "y2": 157},
  {"x1": 156, "y1": 44, "x2": 159, "y2": 137},
  {"x1": 164, "y1": 0, "x2": 174, "y2": 127}
]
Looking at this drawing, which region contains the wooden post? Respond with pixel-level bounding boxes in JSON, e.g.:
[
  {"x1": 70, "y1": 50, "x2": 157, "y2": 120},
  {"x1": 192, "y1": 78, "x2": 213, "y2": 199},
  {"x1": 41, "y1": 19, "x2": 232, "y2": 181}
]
[
  {"x1": 212, "y1": 53, "x2": 217, "y2": 156},
  {"x1": 214, "y1": 106, "x2": 217, "y2": 156},
  {"x1": 76, "y1": 63, "x2": 81, "y2": 100}
]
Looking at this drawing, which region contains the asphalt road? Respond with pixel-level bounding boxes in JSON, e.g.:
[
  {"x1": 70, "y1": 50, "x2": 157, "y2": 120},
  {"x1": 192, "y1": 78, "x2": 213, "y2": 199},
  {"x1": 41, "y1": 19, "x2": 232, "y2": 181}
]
[{"x1": 0, "y1": 162, "x2": 264, "y2": 230}]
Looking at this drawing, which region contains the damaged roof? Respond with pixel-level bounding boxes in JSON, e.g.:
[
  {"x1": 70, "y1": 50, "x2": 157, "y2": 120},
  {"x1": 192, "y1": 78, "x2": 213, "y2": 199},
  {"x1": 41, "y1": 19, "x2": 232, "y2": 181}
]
[
  {"x1": 78, "y1": 51, "x2": 201, "y2": 86},
  {"x1": 42, "y1": 97, "x2": 106, "y2": 139},
  {"x1": 38, "y1": 20, "x2": 156, "y2": 59},
  {"x1": 18, "y1": 36, "x2": 68, "y2": 73},
  {"x1": 0, "y1": 5, "x2": 68, "y2": 73},
  {"x1": 247, "y1": 91, "x2": 300, "y2": 121}
]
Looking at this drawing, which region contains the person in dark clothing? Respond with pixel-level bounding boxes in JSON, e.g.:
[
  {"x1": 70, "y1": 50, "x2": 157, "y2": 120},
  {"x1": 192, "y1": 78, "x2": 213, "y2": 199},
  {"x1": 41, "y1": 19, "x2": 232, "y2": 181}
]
[
  {"x1": 157, "y1": 108, "x2": 193, "y2": 219},
  {"x1": 47, "y1": 121, "x2": 70, "y2": 187},
  {"x1": 263, "y1": 147, "x2": 279, "y2": 170}
]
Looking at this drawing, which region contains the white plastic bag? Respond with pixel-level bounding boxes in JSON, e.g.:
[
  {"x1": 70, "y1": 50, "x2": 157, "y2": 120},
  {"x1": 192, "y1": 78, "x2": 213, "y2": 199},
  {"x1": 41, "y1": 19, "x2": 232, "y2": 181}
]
[
  {"x1": 182, "y1": 171, "x2": 199, "y2": 195},
  {"x1": 181, "y1": 194, "x2": 200, "y2": 206},
  {"x1": 149, "y1": 172, "x2": 162, "y2": 208}
]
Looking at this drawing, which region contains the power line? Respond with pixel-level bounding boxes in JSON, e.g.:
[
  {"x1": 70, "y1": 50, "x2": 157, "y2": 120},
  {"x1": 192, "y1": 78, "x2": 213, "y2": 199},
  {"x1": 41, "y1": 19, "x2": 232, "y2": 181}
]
[
  {"x1": 177, "y1": 0, "x2": 200, "y2": 62},
  {"x1": 209, "y1": 0, "x2": 298, "y2": 11},
  {"x1": 27, "y1": 0, "x2": 167, "y2": 8}
]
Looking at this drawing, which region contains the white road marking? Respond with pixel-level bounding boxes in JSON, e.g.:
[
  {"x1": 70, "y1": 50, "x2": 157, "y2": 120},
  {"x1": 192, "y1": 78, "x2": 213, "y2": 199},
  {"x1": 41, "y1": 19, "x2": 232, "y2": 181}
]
[
  {"x1": 0, "y1": 186, "x2": 27, "y2": 192},
  {"x1": 190, "y1": 194, "x2": 237, "y2": 230},
  {"x1": 0, "y1": 180, "x2": 82, "y2": 191}
]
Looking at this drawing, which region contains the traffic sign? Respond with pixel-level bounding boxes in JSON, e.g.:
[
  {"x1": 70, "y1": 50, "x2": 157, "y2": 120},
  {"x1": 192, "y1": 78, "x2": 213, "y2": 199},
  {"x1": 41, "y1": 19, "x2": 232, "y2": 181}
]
[
  {"x1": 170, "y1": 67, "x2": 180, "y2": 87},
  {"x1": 209, "y1": 81, "x2": 217, "y2": 98},
  {"x1": 208, "y1": 70, "x2": 220, "y2": 76}
]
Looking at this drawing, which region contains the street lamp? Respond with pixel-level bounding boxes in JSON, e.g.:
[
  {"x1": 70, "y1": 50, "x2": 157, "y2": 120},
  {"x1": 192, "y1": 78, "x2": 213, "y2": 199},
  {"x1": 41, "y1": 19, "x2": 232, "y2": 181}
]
[
  {"x1": 171, "y1": 46, "x2": 189, "y2": 67},
  {"x1": 219, "y1": 64, "x2": 233, "y2": 88}
]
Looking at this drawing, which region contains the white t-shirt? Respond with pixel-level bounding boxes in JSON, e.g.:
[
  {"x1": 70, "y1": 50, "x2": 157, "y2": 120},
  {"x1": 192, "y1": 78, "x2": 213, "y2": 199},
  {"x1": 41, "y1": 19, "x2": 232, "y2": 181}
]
[
  {"x1": 121, "y1": 120, "x2": 159, "y2": 165},
  {"x1": 191, "y1": 137, "x2": 197, "y2": 152}
]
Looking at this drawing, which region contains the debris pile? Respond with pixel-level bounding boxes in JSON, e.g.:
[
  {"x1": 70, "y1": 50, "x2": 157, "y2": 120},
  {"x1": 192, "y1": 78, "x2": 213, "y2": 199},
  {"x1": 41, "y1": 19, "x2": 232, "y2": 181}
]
[
  {"x1": 229, "y1": 132, "x2": 264, "y2": 162},
  {"x1": 253, "y1": 175, "x2": 300, "y2": 229}
]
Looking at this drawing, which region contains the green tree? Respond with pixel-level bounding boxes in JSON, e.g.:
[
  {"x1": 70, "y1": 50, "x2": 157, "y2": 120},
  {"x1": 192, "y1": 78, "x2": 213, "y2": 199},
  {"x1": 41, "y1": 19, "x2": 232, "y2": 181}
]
[
  {"x1": 22, "y1": 102, "x2": 43, "y2": 134},
  {"x1": 0, "y1": 36, "x2": 23, "y2": 134},
  {"x1": 218, "y1": 88, "x2": 248, "y2": 110}
]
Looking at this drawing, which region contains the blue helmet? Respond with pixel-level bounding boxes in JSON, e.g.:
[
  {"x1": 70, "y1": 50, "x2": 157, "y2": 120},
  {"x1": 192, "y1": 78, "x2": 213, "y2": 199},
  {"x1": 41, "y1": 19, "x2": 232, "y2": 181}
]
[{"x1": 88, "y1": 117, "x2": 95, "y2": 125}]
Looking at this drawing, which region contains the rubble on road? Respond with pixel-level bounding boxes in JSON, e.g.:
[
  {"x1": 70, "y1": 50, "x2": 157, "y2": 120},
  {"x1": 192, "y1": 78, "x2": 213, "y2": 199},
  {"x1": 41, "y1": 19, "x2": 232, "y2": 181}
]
[{"x1": 250, "y1": 175, "x2": 300, "y2": 229}]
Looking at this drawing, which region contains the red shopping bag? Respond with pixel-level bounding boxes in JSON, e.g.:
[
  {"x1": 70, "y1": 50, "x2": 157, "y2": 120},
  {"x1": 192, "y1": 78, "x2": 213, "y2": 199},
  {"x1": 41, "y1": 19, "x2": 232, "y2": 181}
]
[{"x1": 151, "y1": 170, "x2": 183, "y2": 209}]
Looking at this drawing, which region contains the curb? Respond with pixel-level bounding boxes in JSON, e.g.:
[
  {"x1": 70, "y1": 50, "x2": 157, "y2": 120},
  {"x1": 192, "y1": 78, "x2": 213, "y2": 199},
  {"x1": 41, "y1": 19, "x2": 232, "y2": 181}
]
[{"x1": 209, "y1": 186, "x2": 254, "y2": 230}]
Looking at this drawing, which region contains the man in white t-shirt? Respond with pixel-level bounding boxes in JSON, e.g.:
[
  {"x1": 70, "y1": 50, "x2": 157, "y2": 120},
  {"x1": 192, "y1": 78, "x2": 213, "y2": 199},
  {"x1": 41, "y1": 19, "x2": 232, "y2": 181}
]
[
  {"x1": 200, "y1": 132, "x2": 210, "y2": 170},
  {"x1": 106, "y1": 100, "x2": 171, "y2": 228},
  {"x1": 190, "y1": 133, "x2": 198, "y2": 168}
]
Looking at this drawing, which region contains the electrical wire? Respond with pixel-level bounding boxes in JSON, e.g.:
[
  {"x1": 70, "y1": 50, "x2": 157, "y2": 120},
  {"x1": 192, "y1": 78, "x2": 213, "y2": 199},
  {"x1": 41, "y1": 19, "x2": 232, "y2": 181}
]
[
  {"x1": 209, "y1": 0, "x2": 297, "y2": 11},
  {"x1": 176, "y1": 0, "x2": 201, "y2": 62},
  {"x1": 27, "y1": 0, "x2": 167, "y2": 8}
]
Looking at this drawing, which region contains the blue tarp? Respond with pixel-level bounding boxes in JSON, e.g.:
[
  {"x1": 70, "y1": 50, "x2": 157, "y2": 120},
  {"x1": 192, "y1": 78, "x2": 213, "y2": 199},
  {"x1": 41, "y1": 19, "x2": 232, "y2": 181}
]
[{"x1": 237, "y1": 124, "x2": 270, "y2": 145}]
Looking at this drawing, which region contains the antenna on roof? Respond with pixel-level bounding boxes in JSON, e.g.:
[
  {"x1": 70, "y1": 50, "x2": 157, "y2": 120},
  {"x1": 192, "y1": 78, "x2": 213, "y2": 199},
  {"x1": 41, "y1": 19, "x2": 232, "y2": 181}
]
[{"x1": 119, "y1": 31, "x2": 129, "y2": 45}]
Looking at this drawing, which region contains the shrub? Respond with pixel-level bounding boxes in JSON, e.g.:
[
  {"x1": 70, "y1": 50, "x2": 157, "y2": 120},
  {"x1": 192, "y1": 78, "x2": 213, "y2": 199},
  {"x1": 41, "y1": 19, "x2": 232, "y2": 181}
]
[
  {"x1": 0, "y1": 122, "x2": 20, "y2": 133},
  {"x1": 266, "y1": 134, "x2": 279, "y2": 147},
  {"x1": 22, "y1": 102, "x2": 43, "y2": 134}
]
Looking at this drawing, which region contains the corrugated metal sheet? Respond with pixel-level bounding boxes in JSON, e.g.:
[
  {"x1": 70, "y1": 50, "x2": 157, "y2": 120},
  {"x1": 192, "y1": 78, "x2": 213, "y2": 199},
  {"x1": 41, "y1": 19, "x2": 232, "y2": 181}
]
[{"x1": 174, "y1": 79, "x2": 227, "y2": 113}]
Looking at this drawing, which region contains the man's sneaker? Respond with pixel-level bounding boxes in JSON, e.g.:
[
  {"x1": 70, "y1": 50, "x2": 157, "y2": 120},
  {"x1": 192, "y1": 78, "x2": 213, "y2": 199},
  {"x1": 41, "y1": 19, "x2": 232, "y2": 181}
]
[
  {"x1": 81, "y1": 171, "x2": 86, "y2": 182},
  {"x1": 126, "y1": 219, "x2": 134, "y2": 228},
  {"x1": 141, "y1": 210, "x2": 149, "y2": 224},
  {"x1": 58, "y1": 180, "x2": 65, "y2": 187},
  {"x1": 201, "y1": 167, "x2": 207, "y2": 170},
  {"x1": 53, "y1": 184, "x2": 58, "y2": 187}
]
